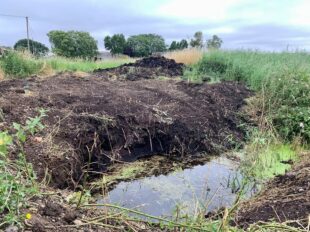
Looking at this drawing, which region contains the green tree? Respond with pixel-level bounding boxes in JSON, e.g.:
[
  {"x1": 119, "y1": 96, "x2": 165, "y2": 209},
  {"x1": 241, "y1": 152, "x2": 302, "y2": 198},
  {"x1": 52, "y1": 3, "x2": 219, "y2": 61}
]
[
  {"x1": 179, "y1": 39, "x2": 188, "y2": 49},
  {"x1": 104, "y1": 34, "x2": 126, "y2": 55},
  {"x1": 207, "y1": 35, "x2": 223, "y2": 49},
  {"x1": 125, "y1": 34, "x2": 166, "y2": 57},
  {"x1": 169, "y1": 41, "x2": 178, "y2": 51},
  {"x1": 14, "y1": 39, "x2": 49, "y2": 56},
  {"x1": 190, "y1": 31, "x2": 203, "y2": 48},
  {"x1": 169, "y1": 39, "x2": 188, "y2": 51},
  {"x1": 47, "y1": 30, "x2": 98, "y2": 58}
]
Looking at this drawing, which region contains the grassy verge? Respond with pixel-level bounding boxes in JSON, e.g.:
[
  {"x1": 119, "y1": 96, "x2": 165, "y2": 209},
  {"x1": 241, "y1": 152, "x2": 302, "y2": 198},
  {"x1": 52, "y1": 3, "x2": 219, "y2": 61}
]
[
  {"x1": 45, "y1": 56, "x2": 133, "y2": 73},
  {"x1": 186, "y1": 50, "x2": 310, "y2": 145},
  {"x1": 0, "y1": 51, "x2": 133, "y2": 78}
]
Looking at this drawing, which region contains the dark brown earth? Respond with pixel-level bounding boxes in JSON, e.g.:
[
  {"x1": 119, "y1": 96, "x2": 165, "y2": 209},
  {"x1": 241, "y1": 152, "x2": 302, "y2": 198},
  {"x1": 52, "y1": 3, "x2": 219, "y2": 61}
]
[
  {"x1": 235, "y1": 152, "x2": 310, "y2": 229},
  {"x1": 0, "y1": 75, "x2": 251, "y2": 190},
  {"x1": 19, "y1": 187, "x2": 166, "y2": 232},
  {"x1": 94, "y1": 56, "x2": 184, "y2": 80}
]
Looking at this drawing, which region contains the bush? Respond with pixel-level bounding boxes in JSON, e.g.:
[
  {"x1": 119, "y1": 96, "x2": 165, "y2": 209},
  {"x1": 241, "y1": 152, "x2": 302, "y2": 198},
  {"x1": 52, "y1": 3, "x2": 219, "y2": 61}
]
[
  {"x1": 0, "y1": 51, "x2": 43, "y2": 78},
  {"x1": 14, "y1": 39, "x2": 49, "y2": 56},
  {"x1": 197, "y1": 54, "x2": 230, "y2": 74}
]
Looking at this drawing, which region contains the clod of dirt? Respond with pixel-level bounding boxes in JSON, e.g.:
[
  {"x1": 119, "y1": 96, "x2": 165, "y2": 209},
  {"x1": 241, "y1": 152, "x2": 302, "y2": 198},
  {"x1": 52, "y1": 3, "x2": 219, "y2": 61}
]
[
  {"x1": 41, "y1": 201, "x2": 64, "y2": 217},
  {"x1": 94, "y1": 56, "x2": 185, "y2": 80},
  {"x1": 235, "y1": 152, "x2": 310, "y2": 229}
]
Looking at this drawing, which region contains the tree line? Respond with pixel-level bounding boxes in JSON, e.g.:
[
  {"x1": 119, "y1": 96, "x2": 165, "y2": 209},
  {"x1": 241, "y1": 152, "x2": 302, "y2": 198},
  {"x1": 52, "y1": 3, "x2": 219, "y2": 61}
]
[{"x1": 12, "y1": 30, "x2": 223, "y2": 58}]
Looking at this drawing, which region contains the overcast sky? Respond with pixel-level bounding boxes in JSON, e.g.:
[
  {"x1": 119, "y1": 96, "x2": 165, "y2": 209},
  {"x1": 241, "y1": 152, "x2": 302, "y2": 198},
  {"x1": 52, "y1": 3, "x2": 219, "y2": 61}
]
[{"x1": 1, "y1": 0, "x2": 310, "y2": 51}]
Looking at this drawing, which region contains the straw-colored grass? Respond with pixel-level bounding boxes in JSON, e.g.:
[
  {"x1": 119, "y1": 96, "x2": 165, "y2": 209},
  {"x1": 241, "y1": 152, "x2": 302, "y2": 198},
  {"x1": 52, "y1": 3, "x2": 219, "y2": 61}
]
[
  {"x1": 0, "y1": 67, "x2": 4, "y2": 80},
  {"x1": 164, "y1": 48, "x2": 204, "y2": 65}
]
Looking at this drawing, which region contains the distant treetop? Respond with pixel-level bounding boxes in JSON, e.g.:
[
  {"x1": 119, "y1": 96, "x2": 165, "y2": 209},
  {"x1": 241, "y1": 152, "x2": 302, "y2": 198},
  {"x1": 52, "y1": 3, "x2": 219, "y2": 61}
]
[
  {"x1": 47, "y1": 30, "x2": 98, "y2": 58},
  {"x1": 14, "y1": 39, "x2": 49, "y2": 56}
]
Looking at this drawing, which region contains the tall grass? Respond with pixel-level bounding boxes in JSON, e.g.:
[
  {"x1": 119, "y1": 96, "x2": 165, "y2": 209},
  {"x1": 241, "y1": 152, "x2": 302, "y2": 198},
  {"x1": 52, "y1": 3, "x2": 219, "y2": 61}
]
[
  {"x1": 0, "y1": 51, "x2": 134, "y2": 78},
  {"x1": 0, "y1": 51, "x2": 44, "y2": 78},
  {"x1": 187, "y1": 50, "x2": 310, "y2": 144},
  {"x1": 45, "y1": 56, "x2": 134, "y2": 72},
  {"x1": 164, "y1": 48, "x2": 204, "y2": 65}
]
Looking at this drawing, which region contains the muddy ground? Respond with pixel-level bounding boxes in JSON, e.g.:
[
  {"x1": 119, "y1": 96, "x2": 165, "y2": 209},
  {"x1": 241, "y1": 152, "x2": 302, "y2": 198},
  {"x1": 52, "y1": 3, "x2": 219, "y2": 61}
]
[
  {"x1": 0, "y1": 57, "x2": 251, "y2": 190},
  {"x1": 1, "y1": 57, "x2": 309, "y2": 231},
  {"x1": 235, "y1": 152, "x2": 310, "y2": 229}
]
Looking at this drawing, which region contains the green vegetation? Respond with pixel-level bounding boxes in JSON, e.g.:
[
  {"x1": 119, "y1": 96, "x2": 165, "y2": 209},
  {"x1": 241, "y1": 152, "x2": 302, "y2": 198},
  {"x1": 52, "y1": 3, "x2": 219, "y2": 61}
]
[
  {"x1": 125, "y1": 34, "x2": 166, "y2": 57},
  {"x1": 186, "y1": 51, "x2": 310, "y2": 144},
  {"x1": 190, "y1": 31, "x2": 204, "y2": 48},
  {"x1": 46, "y1": 56, "x2": 132, "y2": 72},
  {"x1": 14, "y1": 39, "x2": 49, "y2": 56},
  {"x1": 47, "y1": 30, "x2": 98, "y2": 58},
  {"x1": 244, "y1": 143, "x2": 297, "y2": 180},
  {"x1": 0, "y1": 51, "x2": 43, "y2": 78},
  {"x1": 0, "y1": 109, "x2": 46, "y2": 227},
  {"x1": 0, "y1": 51, "x2": 133, "y2": 78},
  {"x1": 169, "y1": 39, "x2": 188, "y2": 51},
  {"x1": 104, "y1": 34, "x2": 127, "y2": 55},
  {"x1": 238, "y1": 128, "x2": 298, "y2": 181},
  {"x1": 103, "y1": 33, "x2": 167, "y2": 57},
  {"x1": 206, "y1": 35, "x2": 223, "y2": 50}
]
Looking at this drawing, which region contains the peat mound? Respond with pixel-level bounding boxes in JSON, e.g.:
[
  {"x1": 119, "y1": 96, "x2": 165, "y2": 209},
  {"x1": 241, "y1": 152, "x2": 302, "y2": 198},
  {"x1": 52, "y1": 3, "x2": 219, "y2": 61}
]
[
  {"x1": 0, "y1": 74, "x2": 251, "y2": 189},
  {"x1": 235, "y1": 152, "x2": 310, "y2": 229},
  {"x1": 94, "y1": 56, "x2": 184, "y2": 80}
]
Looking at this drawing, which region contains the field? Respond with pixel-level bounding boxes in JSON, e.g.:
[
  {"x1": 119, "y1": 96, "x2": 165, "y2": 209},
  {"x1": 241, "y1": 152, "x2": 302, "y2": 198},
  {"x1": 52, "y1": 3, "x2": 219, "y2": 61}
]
[{"x1": 0, "y1": 50, "x2": 309, "y2": 231}]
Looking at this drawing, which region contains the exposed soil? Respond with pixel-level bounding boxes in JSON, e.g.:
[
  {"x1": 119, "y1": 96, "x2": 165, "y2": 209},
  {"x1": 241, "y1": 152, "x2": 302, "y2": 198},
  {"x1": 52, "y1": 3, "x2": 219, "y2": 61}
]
[
  {"x1": 235, "y1": 152, "x2": 310, "y2": 228},
  {"x1": 17, "y1": 187, "x2": 165, "y2": 232},
  {"x1": 94, "y1": 56, "x2": 184, "y2": 80},
  {"x1": 0, "y1": 76, "x2": 251, "y2": 190},
  {"x1": 0, "y1": 57, "x2": 252, "y2": 191}
]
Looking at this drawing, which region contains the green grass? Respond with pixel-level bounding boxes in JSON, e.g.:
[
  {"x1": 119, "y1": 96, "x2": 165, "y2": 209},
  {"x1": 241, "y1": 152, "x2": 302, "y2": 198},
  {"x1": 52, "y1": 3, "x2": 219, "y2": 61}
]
[
  {"x1": 45, "y1": 56, "x2": 133, "y2": 72},
  {"x1": 241, "y1": 142, "x2": 297, "y2": 181},
  {"x1": 0, "y1": 51, "x2": 134, "y2": 78},
  {"x1": 186, "y1": 50, "x2": 310, "y2": 144},
  {"x1": 0, "y1": 51, "x2": 43, "y2": 78}
]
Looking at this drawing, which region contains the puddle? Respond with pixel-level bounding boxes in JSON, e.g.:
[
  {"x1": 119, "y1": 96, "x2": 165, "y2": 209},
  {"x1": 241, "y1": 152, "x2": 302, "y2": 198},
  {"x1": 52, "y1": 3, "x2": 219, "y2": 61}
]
[{"x1": 97, "y1": 157, "x2": 258, "y2": 218}]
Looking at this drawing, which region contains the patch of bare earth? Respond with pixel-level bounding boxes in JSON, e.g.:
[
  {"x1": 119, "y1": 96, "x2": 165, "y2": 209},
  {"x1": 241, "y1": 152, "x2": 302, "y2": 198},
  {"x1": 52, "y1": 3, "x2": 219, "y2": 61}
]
[{"x1": 0, "y1": 74, "x2": 251, "y2": 190}]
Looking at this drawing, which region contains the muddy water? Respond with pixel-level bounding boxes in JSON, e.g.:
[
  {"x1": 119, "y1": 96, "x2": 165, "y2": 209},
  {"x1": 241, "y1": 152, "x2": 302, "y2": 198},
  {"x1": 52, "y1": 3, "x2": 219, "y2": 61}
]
[{"x1": 98, "y1": 157, "x2": 257, "y2": 217}]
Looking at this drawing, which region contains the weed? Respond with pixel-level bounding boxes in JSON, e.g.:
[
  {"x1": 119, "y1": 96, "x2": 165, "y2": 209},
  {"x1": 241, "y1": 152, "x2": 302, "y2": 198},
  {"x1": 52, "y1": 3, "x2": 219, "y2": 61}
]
[
  {"x1": 45, "y1": 56, "x2": 134, "y2": 72},
  {"x1": 0, "y1": 51, "x2": 43, "y2": 78},
  {"x1": 0, "y1": 109, "x2": 46, "y2": 227}
]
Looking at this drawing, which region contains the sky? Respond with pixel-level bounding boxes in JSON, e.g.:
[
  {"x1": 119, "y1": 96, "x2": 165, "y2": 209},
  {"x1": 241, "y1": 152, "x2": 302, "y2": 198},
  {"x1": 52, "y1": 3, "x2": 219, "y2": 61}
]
[{"x1": 1, "y1": 0, "x2": 310, "y2": 51}]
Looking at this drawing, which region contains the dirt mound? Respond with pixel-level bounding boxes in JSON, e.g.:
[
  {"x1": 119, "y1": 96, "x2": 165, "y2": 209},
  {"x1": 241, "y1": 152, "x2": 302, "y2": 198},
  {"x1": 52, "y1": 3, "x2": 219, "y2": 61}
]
[
  {"x1": 235, "y1": 152, "x2": 310, "y2": 228},
  {"x1": 0, "y1": 73, "x2": 251, "y2": 189},
  {"x1": 94, "y1": 56, "x2": 184, "y2": 80}
]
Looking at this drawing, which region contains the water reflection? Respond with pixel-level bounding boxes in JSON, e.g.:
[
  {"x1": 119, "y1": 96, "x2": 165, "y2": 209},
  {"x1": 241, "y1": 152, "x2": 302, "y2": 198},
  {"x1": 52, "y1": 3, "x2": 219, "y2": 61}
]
[{"x1": 98, "y1": 157, "x2": 256, "y2": 217}]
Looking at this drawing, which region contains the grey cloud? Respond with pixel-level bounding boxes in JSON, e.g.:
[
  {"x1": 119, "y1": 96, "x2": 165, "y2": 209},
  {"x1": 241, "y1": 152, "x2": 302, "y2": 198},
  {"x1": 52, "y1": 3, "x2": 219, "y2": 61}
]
[{"x1": 1, "y1": 0, "x2": 310, "y2": 51}]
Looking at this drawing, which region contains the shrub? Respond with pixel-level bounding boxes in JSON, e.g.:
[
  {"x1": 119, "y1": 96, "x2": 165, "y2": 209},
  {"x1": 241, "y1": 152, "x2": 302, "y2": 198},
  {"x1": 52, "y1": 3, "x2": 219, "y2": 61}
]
[
  {"x1": 14, "y1": 39, "x2": 49, "y2": 56},
  {"x1": 0, "y1": 51, "x2": 43, "y2": 78}
]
